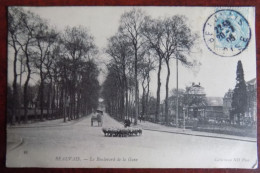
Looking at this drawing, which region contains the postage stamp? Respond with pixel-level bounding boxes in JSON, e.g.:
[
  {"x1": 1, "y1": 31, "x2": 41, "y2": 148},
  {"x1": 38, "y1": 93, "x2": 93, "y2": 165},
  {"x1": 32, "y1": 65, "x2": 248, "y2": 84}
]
[{"x1": 203, "y1": 9, "x2": 251, "y2": 57}]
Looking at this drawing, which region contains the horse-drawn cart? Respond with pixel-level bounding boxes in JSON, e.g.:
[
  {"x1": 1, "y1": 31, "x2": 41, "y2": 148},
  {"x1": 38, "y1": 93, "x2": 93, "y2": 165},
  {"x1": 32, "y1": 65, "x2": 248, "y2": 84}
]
[{"x1": 91, "y1": 110, "x2": 103, "y2": 126}]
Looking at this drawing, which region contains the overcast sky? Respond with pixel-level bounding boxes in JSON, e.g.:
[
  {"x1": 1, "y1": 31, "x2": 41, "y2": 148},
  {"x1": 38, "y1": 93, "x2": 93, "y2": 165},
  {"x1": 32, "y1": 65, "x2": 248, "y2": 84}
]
[{"x1": 8, "y1": 6, "x2": 256, "y2": 98}]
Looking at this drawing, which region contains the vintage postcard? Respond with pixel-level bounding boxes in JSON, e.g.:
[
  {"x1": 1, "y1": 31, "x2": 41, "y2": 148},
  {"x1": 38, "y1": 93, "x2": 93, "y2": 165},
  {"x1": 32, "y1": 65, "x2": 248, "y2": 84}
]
[{"x1": 6, "y1": 6, "x2": 257, "y2": 168}]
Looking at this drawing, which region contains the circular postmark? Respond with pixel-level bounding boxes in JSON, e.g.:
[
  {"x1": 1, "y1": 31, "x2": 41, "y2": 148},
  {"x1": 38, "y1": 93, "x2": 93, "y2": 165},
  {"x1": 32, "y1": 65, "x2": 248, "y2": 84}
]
[{"x1": 203, "y1": 9, "x2": 251, "y2": 57}]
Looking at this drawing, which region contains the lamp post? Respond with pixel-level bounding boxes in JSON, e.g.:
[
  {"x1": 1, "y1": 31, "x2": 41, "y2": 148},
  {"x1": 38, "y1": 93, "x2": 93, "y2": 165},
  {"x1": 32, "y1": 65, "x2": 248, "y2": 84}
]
[{"x1": 183, "y1": 107, "x2": 186, "y2": 130}]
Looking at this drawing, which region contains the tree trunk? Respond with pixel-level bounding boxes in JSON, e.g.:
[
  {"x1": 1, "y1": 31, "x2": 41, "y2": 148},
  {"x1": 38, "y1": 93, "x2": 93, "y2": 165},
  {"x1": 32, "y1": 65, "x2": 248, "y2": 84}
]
[
  {"x1": 12, "y1": 48, "x2": 18, "y2": 124},
  {"x1": 146, "y1": 76, "x2": 150, "y2": 117},
  {"x1": 165, "y1": 59, "x2": 170, "y2": 124},
  {"x1": 155, "y1": 57, "x2": 162, "y2": 122},
  {"x1": 125, "y1": 78, "x2": 128, "y2": 120},
  {"x1": 123, "y1": 63, "x2": 128, "y2": 120},
  {"x1": 121, "y1": 88, "x2": 124, "y2": 120},
  {"x1": 134, "y1": 46, "x2": 139, "y2": 125},
  {"x1": 62, "y1": 87, "x2": 66, "y2": 122},
  {"x1": 24, "y1": 50, "x2": 31, "y2": 123},
  {"x1": 141, "y1": 80, "x2": 146, "y2": 121},
  {"x1": 40, "y1": 69, "x2": 44, "y2": 121},
  {"x1": 47, "y1": 78, "x2": 52, "y2": 120},
  {"x1": 51, "y1": 82, "x2": 56, "y2": 119},
  {"x1": 18, "y1": 59, "x2": 23, "y2": 123},
  {"x1": 238, "y1": 113, "x2": 241, "y2": 126}
]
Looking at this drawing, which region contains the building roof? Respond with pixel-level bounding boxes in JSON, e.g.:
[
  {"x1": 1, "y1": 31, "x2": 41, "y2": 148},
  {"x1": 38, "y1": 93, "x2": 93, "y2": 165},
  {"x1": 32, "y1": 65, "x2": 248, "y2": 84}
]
[
  {"x1": 223, "y1": 78, "x2": 256, "y2": 98},
  {"x1": 187, "y1": 82, "x2": 206, "y2": 95},
  {"x1": 246, "y1": 78, "x2": 256, "y2": 85},
  {"x1": 224, "y1": 89, "x2": 233, "y2": 98},
  {"x1": 206, "y1": 97, "x2": 223, "y2": 106}
]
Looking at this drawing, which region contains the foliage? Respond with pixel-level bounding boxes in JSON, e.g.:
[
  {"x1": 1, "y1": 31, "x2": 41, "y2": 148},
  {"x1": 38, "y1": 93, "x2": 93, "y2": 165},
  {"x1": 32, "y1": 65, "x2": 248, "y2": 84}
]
[{"x1": 231, "y1": 60, "x2": 247, "y2": 124}]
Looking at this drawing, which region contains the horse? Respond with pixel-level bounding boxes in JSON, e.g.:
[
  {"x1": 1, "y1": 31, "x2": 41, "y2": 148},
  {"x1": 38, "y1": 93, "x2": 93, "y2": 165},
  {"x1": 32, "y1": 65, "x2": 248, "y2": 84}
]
[{"x1": 91, "y1": 113, "x2": 103, "y2": 126}]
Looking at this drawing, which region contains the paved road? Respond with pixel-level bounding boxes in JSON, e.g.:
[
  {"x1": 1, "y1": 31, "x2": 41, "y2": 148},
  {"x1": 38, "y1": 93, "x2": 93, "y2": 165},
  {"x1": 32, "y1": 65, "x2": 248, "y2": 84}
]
[{"x1": 6, "y1": 113, "x2": 257, "y2": 168}]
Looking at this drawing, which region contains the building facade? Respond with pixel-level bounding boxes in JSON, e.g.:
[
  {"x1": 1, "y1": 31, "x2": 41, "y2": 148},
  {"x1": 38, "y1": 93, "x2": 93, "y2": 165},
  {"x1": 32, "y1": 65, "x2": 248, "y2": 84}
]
[
  {"x1": 246, "y1": 78, "x2": 257, "y2": 122},
  {"x1": 184, "y1": 83, "x2": 207, "y2": 119},
  {"x1": 223, "y1": 89, "x2": 233, "y2": 118},
  {"x1": 205, "y1": 97, "x2": 225, "y2": 122},
  {"x1": 223, "y1": 78, "x2": 257, "y2": 124}
]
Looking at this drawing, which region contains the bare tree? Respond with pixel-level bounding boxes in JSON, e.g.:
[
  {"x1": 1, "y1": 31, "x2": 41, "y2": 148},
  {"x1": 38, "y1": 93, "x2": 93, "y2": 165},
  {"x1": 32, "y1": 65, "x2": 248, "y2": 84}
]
[
  {"x1": 15, "y1": 10, "x2": 42, "y2": 123},
  {"x1": 119, "y1": 8, "x2": 147, "y2": 125},
  {"x1": 142, "y1": 18, "x2": 164, "y2": 122},
  {"x1": 61, "y1": 26, "x2": 97, "y2": 120},
  {"x1": 33, "y1": 20, "x2": 58, "y2": 121},
  {"x1": 8, "y1": 7, "x2": 23, "y2": 124},
  {"x1": 106, "y1": 32, "x2": 133, "y2": 119},
  {"x1": 139, "y1": 53, "x2": 155, "y2": 120},
  {"x1": 143, "y1": 15, "x2": 198, "y2": 124},
  {"x1": 102, "y1": 64, "x2": 123, "y2": 119}
]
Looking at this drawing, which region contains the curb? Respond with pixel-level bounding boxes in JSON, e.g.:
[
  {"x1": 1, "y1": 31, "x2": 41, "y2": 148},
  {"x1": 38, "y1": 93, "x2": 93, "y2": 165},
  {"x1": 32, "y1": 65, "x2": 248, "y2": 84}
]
[
  {"x1": 141, "y1": 128, "x2": 256, "y2": 143},
  {"x1": 109, "y1": 116, "x2": 256, "y2": 142},
  {"x1": 6, "y1": 117, "x2": 89, "y2": 152},
  {"x1": 7, "y1": 137, "x2": 24, "y2": 152}
]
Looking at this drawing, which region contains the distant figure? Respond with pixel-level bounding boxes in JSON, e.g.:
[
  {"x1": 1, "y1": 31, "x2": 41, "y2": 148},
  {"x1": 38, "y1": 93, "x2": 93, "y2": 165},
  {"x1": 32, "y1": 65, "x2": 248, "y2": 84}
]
[
  {"x1": 124, "y1": 119, "x2": 131, "y2": 128},
  {"x1": 138, "y1": 116, "x2": 145, "y2": 123}
]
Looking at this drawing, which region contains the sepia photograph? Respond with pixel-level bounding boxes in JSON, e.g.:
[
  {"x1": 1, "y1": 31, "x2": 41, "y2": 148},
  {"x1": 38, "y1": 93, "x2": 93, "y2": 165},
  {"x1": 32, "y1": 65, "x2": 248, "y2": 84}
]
[{"x1": 6, "y1": 6, "x2": 257, "y2": 168}]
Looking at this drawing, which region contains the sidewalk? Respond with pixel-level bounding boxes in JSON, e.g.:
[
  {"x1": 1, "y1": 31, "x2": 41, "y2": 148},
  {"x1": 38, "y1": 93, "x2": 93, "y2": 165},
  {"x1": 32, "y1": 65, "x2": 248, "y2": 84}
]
[
  {"x1": 6, "y1": 114, "x2": 91, "y2": 129},
  {"x1": 135, "y1": 120, "x2": 257, "y2": 142}
]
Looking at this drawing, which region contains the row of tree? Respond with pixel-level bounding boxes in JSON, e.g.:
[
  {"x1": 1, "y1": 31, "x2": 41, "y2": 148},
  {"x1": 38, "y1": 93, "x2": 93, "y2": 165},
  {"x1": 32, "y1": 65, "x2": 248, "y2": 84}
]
[
  {"x1": 8, "y1": 7, "x2": 100, "y2": 124},
  {"x1": 102, "y1": 9, "x2": 199, "y2": 124}
]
